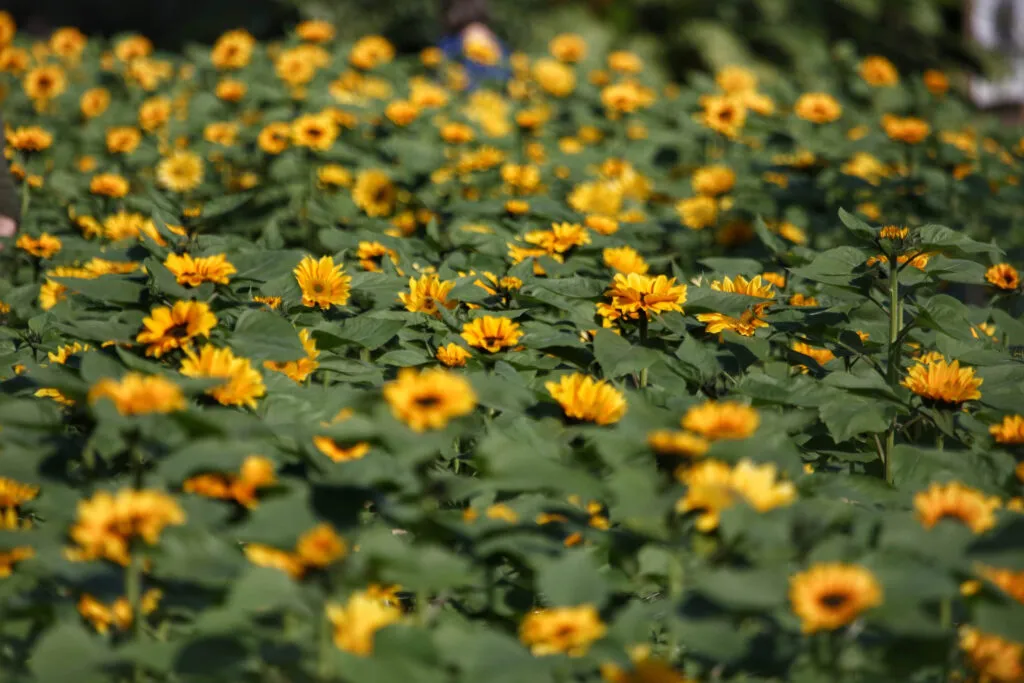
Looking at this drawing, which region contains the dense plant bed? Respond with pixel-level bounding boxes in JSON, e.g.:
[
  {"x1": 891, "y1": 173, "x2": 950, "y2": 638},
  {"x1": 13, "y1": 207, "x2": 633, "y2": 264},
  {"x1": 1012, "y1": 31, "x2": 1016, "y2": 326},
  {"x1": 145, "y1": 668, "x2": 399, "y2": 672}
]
[{"x1": 1, "y1": 14, "x2": 1024, "y2": 683}]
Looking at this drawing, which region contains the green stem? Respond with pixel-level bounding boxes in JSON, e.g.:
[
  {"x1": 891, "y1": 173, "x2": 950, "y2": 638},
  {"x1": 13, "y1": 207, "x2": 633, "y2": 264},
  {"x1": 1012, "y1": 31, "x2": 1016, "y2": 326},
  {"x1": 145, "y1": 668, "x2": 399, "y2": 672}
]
[
  {"x1": 317, "y1": 604, "x2": 332, "y2": 681},
  {"x1": 126, "y1": 551, "x2": 144, "y2": 683},
  {"x1": 637, "y1": 311, "x2": 649, "y2": 389},
  {"x1": 666, "y1": 552, "x2": 684, "y2": 662},
  {"x1": 884, "y1": 260, "x2": 902, "y2": 486}
]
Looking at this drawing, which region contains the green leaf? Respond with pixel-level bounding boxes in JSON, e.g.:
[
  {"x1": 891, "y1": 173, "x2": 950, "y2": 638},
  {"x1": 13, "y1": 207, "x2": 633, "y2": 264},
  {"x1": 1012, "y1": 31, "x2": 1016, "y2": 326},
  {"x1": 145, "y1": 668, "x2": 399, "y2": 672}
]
[
  {"x1": 593, "y1": 329, "x2": 660, "y2": 378},
  {"x1": 53, "y1": 276, "x2": 146, "y2": 304},
  {"x1": 837, "y1": 207, "x2": 877, "y2": 244},
  {"x1": 819, "y1": 395, "x2": 890, "y2": 442},
  {"x1": 531, "y1": 276, "x2": 606, "y2": 299},
  {"x1": 226, "y1": 566, "x2": 306, "y2": 615},
  {"x1": 231, "y1": 309, "x2": 307, "y2": 361},
  {"x1": 691, "y1": 566, "x2": 789, "y2": 610},
  {"x1": 536, "y1": 550, "x2": 609, "y2": 607},
  {"x1": 916, "y1": 224, "x2": 1002, "y2": 259},
  {"x1": 29, "y1": 622, "x2": 106, "y2": 681},
  {"x1": 322, "y1": 314, "x2": 407, "y2": 349},
  {"x1": 790, "y1": 246, "x2": 870, "y2": 288}
]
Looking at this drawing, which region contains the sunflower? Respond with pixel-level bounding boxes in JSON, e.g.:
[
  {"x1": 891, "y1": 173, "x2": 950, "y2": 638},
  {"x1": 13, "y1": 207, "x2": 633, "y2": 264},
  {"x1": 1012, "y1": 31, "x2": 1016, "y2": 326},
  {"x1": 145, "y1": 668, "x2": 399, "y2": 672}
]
[
  {"x1": 164, "y1": 253, "x2": 237, "y2": 287},
  {"x1": 794, "y1": 93, "x2": 842, "y2": 124},
  {"x1": 5, "y1": 125, "x2": 53, "y2": 152},
  {"x1": 317, "y1": 164, "x2": 353, "y2": 188},
  {"x1": 89, "y1": 172, "x2": 130, "y2": 198},
  {"x1": 0, "y1": 547, "x2": 34, "y2": 578},
  {"x1": 789, "y1": 563, "x2": 882, "y2": 633},
  {"x1": 436, "y1": 343, "x2": 471, "y2": 367},
  {"x1": 882, "y1": 114, "x2": 930, "y2": 145},
  {"x1": 524, "y1": 222, "x2": 590, "y2": 254},
  {"x1": 699, "y1": 94, "x2": 747, "y2": 138},
  {"x1": 859, "y1": 55, "x2": 899, "y2": 86},
  {"x1": 314, "y1": 436, "x2": 371, "y2": 463},
  {"x1": 902, "y1": 357, "x2": 982, "y2": 405},
  {"x1": 986, "y1": 263, "x2": 1020, "y2": 291},
  {"x1": 604, "y1": 273, "x2": 688, "y2": 320},
  {"x1": 382, "y1": 367, "x2": 477, "y2": 432},
  {"x1": 676, "y1": 196, "x2": 719, "y2": 230},
  {"x1": 914, "y1": 481, "x2": 1000, "y2": 534},
  {"x1": 549, "y1": 33, "x2": 586, "y2": 62},
  {"x1": 295, "y1": 524, "x2": 346, "y2": 568},
  {"x1": 349, "y1": 35, "x2": 395, "y2": 70},
  {"x1": 682, "y1": 400, "x2": 760, "y2": 441},
  {"x1": 647, "y1": 430, "x2": 710, "y2": 458},
  {"x1": 696, "y1": 275, "x2": 775, "y2": 337},
  {"x1": 183, "y1": 455, "x2": 275, "y2": 509},
  {"x1": 519, "y1": 605, "x2": 607, "y2": 657},
  {"x1": 356, "y1": 241, "x2": 399, "y2": 272},
  {"x1": 48, "y1": 342, "x2": 91, "y2": 364},
  {"x1": 602, "y1": 246, "x2": 649, "y2": 275},
  {"x1": 15, "y1": 233, "x2": 61, "y2": 259},
  {"x1": 136, "y1": 301, "x2": 218, "y2": 358},
  {"x1": 791, "y1": 341, "x2": 836, "y2": 372},
  {"x1": 676, "y1": 459, "x2": 795, "y2": 531},
  {"x1": 23, "y1": 64, "x2": 66, "y2": 100},
  {"x1": 292, "y1": 112, "x2": 338, "y2": 151},
  {"x1": 461, "y1": 316, "x2": 523, "y2": 352},
  {"x1": 87, "y1": 373, "x2": 186, "y2": 416},
  {"x1": 264, "y1": 328, "x2": 320, "y2": 383},
  {"x1": 959, "y1": 627, "x2": 1024, "y2": 683},
  {"x1": 210, "y1": 29, "x2": 255, "y2": 70},
  {"x1": 106, "y1": 126, "x2": 141, "y2": 154},
  {"x1": 180, "y1": 345, "x2": 265, "y2": 409},
  {"x1": 258, "y1": 122, "x2": 291, "y2": 154},
  {"x1": 545, "y1": 373, "x2": 627, "y2": 425},
  {"x1": 692, "y1": 166, "x2": 736, "y2": 197},
  {"x1": 294, "y1": 255, "x2": 352, "y2": 310},
  {"x1": 326, "y1": 591, "x2": 403, "y2": 656},
  {"x1": 990, "y1": 415, "x2": 1024, "y2": 444},
  {"x1": 38, "y1": 281, "x2": 67, "y2": 310},
  {"x1": 352, "y1": 169, "x2": 396, "y2": 217},
  {"x1": 0, "y1": 477, "x2": 39, "y2": 510},
  {"x1": 156, "y1": 151, "x2": 204, "y2": 192}
]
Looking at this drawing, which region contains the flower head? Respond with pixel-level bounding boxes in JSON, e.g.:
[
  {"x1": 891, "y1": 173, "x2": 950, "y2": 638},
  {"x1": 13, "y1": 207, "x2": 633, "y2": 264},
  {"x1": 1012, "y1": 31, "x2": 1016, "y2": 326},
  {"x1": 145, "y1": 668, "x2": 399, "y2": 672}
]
[
  {"x1": 604, "y1": 273, "x2": 687, "y2": 319},
  {"x1": 546, "y1": 373, "x2": 627, "y2": 425},
  {"x1": 156, "y1": 151, "x2": 204, "y2": 192},
  {"x1": 859, "y1": 56, "x2": 899, "y2": 86},
  {"x1": 682, "y1": 400, "x2": 759, "y2": 441},
  {"x1": 294, "y1": 255, "x2": 351, "y2": 310},
  {"x1": 67, "y1": 489, "x2": 185, "y2": 565},
  {"x1": 461, "y1": 316, "x2": 523, "y2": 352},
  {"x1": 990, "y1": 415, "x2": 1024, "y2": 445},
  {"x1": 383, "y1": 368, "x2": 477, "y2": 431},
  {"x1": 352, "y1": 169, "x2": 396, "y2": 217},
  {"x1": 986, "y1": 263, "x2": 1020, "y2": 291},
  {"x1": 959, "y1": 627, "x2": 1024, "y2": 683},
  {"x1": 676, "y1": 459, "x2": 794, "y2": 531},
  {"x1": 136, "y1": 301, "x2": 217, "y2": 358},
  {"x1": 902, "y1": 357, "x2": 982, "y2": 405},
  {"x1": 164, "y1": 253, "x2": 236, "y2": 287},
  {"x1": 794, "y1": 93, "x2": 842, "y2": 124},
  {"x1": 88, "y1": 373, "x2": 186, "y2": 415},
  {"x1": 915, "y1": 481, "x2": 1000, "y2": 534},
  {"x1": 399, "y1": 274, "x2": 457, "y2": 316},
  {"x1": 183, "y1": 455, "x2": 276, "y2": 508},
  {"x1": 519, "y1": 605, "x2": 606, "y2": 657},
  {"x1": 264, "y1": 328, "x2": 320, "y2": 383},
  {"x1": 180, "y1": 345, "x2": 265, "y2": 409},
  {"x1": 603, "y1": 246, "x2": 649, "y2": 275},
  {"x1": 789, "y1": 563, "x2": 882, "y2": 633},
  {"x1": 327, "y1": 591, "x2": 402, "y2": 656},
  {"x1": 436, "y1": 343, "x2": 471, "y2": 367}
]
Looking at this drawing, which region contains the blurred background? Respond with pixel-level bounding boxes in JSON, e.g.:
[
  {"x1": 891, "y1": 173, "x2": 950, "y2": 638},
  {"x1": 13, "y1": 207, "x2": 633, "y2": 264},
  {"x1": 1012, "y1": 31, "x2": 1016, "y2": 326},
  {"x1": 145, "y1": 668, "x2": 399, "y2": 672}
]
[{"x1": 1, "y1": 0, "x2": 983, "y2": 83}]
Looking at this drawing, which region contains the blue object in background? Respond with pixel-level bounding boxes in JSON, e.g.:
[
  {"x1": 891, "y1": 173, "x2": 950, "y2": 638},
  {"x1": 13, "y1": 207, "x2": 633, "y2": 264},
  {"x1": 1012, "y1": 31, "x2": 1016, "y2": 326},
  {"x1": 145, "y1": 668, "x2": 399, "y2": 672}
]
[{"x1": 438, "y1": 33, "x2": 512, "y2": 89}]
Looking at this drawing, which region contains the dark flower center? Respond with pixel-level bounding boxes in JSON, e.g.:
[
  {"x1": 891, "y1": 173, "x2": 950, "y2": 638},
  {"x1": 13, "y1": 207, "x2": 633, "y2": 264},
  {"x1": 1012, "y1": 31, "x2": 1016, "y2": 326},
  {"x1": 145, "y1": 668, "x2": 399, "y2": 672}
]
[
  {"x1": 414, "y1": 394, "x2": 442, "y2": 408},
  {"x1": 818, "y1": 592, "x2": 849, "y2": 609},
  {"x1": 166, "y1": 323, "x2": 190, "y2": 339}
]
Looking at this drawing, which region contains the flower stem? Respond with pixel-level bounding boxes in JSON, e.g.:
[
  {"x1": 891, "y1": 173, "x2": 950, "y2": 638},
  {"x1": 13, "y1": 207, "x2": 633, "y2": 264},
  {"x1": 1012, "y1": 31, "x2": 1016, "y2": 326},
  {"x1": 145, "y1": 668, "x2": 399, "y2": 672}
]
[
  {"x1": 638, "y1": 311, "x2": 649, "y2": 389},
  {"x1": 126, "y1": 552, "x2": 144, "y2": 683},
  {"x1": 884, "y1": 259, "x2": 902, "y2": 485},
  {"x1": 317, "y1": 604, "x2": 332, "y2": 680}
]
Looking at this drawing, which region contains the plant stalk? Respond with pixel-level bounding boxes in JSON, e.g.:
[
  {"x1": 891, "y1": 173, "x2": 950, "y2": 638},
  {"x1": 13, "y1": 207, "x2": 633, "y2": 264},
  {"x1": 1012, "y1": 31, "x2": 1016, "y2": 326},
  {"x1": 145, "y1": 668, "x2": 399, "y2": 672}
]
[{"x1": 884, "y1": 259, "x2": 902, "y2": 485}]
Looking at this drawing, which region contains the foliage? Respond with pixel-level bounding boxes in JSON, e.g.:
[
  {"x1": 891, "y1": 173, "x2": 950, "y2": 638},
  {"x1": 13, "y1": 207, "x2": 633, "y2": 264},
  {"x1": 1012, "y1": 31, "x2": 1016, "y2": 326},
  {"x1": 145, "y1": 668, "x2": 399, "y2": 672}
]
[{"x1": 2, "y1": 12, "x2": 1024, "y2": 683}]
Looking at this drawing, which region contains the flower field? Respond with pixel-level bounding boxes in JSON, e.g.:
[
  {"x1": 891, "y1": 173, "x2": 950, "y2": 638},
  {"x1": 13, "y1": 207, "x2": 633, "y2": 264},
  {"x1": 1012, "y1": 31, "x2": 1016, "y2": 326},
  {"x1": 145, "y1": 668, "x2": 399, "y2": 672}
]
[{"x1": 3, "y1": 14, "x2": 1024, "y2": 682}]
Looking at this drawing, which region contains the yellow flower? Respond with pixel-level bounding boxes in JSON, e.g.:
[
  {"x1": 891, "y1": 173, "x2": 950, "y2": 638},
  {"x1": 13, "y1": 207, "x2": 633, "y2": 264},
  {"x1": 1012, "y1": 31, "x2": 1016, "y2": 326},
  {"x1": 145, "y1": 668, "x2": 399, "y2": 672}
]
[
  {"x1": 314, "y1": 436, "x2": 370, "y2": 463},
  {"x1": 383, "y1": 368, "x2": 477, "y2": 432},
  {"x1": 244, "y1": 544, "x2": 305, "y2": 579},
  {"x1": 533, "y1": 58, "x2": 576, "y2": 96},
  {"x1": 604, "y1": 273, "x2": 687, "y2": 319},
  {"x1": 692, "y1": 166, "x2": 735, "y2": 197},
  {"x1": 326, "y1": 591, "x2": 403, "y2": 656},
  {"x1": 990, "y1": 415, "x2": 1024, "y2": 444},
  {"x1": 586, "y1": 215, "x2": 619, "y2": 235},
  {"x1": 211, "y1": 29, "x2": 255, "y2": 69},
  {"x1": 295, "y1": 524, "x2": 347, "y2": 568},
  {"x1": 696, "y1": 275, "x2": 775, "y2": 337},
  {"x1": 463, "y1": 32, "x2": 501, "y2": 66},
  {"x1": 136, "y1": 301, "x2": 217, "y2": 358},
  {"x1": 699, "y1": 94, "x2": 747, "y2": 138},
  {"x1": 524, "y1": 222, "x2": 590, "y2": 254},
  {"x1": 0, "y1": 477, "x2": 39, "y2": 511},
  {"x1": 789, "y1": 563, "x2": 882, "y2": 633},
  {"x1": 16, "y1": 233, "x2": 61, "y2": 259},
  {"x1": 924, "y1": 69, "x2": 950, "y2": 96},
  {"x1": 841, "y1": 152, "x2": 888, "y2": 185},
  {"x1": 676, "y1": 196, "x2": 718, "y2": 230},
  {"x1": 959, "y1": 627, "x2": 1024, "y2": 683},
  {"x1": 436, "y1": 343, "x2": 471, "y2": 367},
  {"x1": 183, "y1": 455, "x2": 276, "y2": 509},
  {"x1": 251, "y1": 325, "x2": 315, "y2": 380},
  {"x1": 602, "y1": 246, "x2": 649, "y2": 275},
  {"x1": 385, "y1": 99, "x2": 419, "y2": 126},
  {"x1": 682, "y1": 400, "x2": 759, "y2": 441},
  {"x1": 546, "y1": 373, "x2": 627, "y2": 425},
  {"x1": 180, "y1": 345, "x2": 265, "y2": 409},
  {"x1": 398, "y1": 274, "x2": 457, "y2": 316},
  {"x1": 297, "y1": 19, "x2": 335, "y2": 43},
  {"x1": 461, "y1": 316, "x2": 523, "y2": 352},
  {"x1": 791, "y1": 341, "x2": 836, "y2": 371},
  {"x1": 676, "y1": 459, "x2": 795, "y2": 531},
  {"x1": 601, "y1": 81, "x2": 644, "y2": 114},
  {"x1": 24, "y1": 64, "x2": 66, "y2": 100},
  {"x1": 986, "y1": 263, "x2": 1020, "y2": 291},
  {"x1": 349, "y1": 35, "x2": 395, "y2": 70},
  {"x1": 486, "y1": 503, "x2": 519, "y2": 523},
  {"x1": 164, "y1": 253, "x2": 236, "y2": 287},
  {"x1": 67, "y1": 489, "x2": 185, "y2": 566},
  {"x1": 317, "y1": 164, "x2": 352, "y2": 188},
  {"x1": 902, "y1": 357, "x2": 982, "y2": 405},
  {"x1": 647, "y1": 430, "x2": 709, "y2": 458},
  {"x1": 794, "y1": 92, "x2": 842, "y2": 124},
  {"x1": 156, "y1": 151, "x2": 204, "y2": 192},
  {"x1": 215, "y1": 78, "x2": 246, "y2": 102},
  {"x1": 716, "y1": 65, "x2": 757, "y2": 93},
  {"x1": 859, "y1": 55, "x2": 899, "y2": 86},
  {"x1": 48, "y1": 342, "x2": 91, "y2": 364},
  {"x1": 882, "y1": 114, "x2": 930, "y2": 145},
  {"x1": 78, "y1": 86, "x2": 111, "y2": 118},
  {"x1": 294, "y1": 255, "x2": 352, "y2": 310},
  {"x1": 292, "y1": 112, "x2": 338, "y2": 151},
  {"x1": 879, "y1": 225, "x2": 909, "y2": 240},
  {"x1": 789, "y1": 292, "x2": 819, "y2": 307},
  {"x1": 258, "y1": 122, "x2": 291, "y2": 154},
  {"x1": 914, "y1": 481, "x2": 1000, "y2": 534},
  {"x1": 89, "y1": 173, "x2": 130, "y2": 198},
  {"x1": 87, "y1": 373, "x2": 186, "y2": 416},
  {"x1": 519, "y1": 605, "x2": 607, "y2": 657},
  {"x1": 549, "y1": 33, "x2": 587, "y2": 63},
  {"x1": 355, "y1": 241, "x2": 398, "y2": 273},
  {"x1": 39, "y1": 281, "x2": 67, "y2": 310},
  {"x1": 0, "y1": 546, "x2": 34, "y2": 578},
  {"x1": 352, "y1": 169, "x2": 396, "y2": 217},
  {"x1": 978, "y1": 566, "x2": 1024, "y2": 605}
]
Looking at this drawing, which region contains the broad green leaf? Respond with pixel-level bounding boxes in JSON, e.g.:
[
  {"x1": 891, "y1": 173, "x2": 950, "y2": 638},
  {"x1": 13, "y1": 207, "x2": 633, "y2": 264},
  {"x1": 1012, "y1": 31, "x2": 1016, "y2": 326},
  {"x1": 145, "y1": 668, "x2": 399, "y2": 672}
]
[{"x1": 232, "y1": 309, "x2": 307, "y2": 361}]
